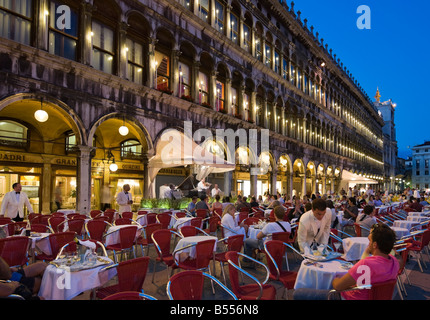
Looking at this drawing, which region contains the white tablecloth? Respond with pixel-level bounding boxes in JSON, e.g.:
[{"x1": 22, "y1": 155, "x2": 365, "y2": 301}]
[
  {"x1": 342, "y1": 237, "x2": 369, "y2": 261},
  {"x1": 406, "y1": 216, "x2": 430, "y2": 223},
  {"x1": 174, "y1": 235, "x2": 217, "y2": 262},
  {"x1": 57, "y1": 209, "x2": 76, "y2": 215},
  {"x1": 248, "y1": 225, "x2": 264, "y2": 240},
  {"x1": 294, "y1": 260, "x2": 348, "y2": 290},
  {"x1": 408, "y1": 212, "x2": 429, "y2": 217},
  {"x1": 391, "y1": 227, "x2": 410, "y2": 239},
  {"x1": 39, "y1": 258, "x2": 117, "y2": 300},
  {"x1": 173, "y1": 217, "x2": 194, "y2": 230},
  {"x1": 105, "y1": 225, "x2": 141, "y2": 246},
  {"x1": 393, "y1": 220, "x2": 420, "y2": 231}
]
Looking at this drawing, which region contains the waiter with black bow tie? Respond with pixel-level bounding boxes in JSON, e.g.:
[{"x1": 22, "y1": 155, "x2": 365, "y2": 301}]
[
  {"x1": 0, "y1": 183, "x2": 34, "y2": 222},
  {"x1": 116, "y1": 184, "x2": 133, "y2": 214}
]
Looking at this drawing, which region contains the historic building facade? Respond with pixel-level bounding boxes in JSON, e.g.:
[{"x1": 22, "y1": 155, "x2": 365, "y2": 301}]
[{"x1": 0, "y1": 0, "x2": 385, "y2": 214}]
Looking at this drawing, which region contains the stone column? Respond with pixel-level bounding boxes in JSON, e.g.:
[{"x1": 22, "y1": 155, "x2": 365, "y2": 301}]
[
  {"x1": 192, "y1": 61, "x2": 201, "y2": 103},
  {"x1": 118, "y1": 21, "x2": 128, "y2": 79},
  {"x1": 148, "y1": 37, "x2": 158, "y2": 89},
  {"x1": 76, "y1": 146, "x2": 93, "y2": 214},
  {"x1": 142, "y1": 155, "x2": 151, "y2": 199},
  {"x1": 36, "y1": 0, "x2": 49, "y2": 51},
  {"x1": 224, "y1": 171, "x2": 233, "y2": 197},
  {"x1": 271, "y1": 168, "x2": 278, "y2": 195},
  {"x1": 250, "y1": 169, "x2": 258, "y2": 198},
  {"x1": 41, "y1": 156, "x2": 54, "y2": 214},
  {"x1": 80, "y1": 1, "x2": 93, "y2": 66},
  {"x1": 171, "y1": 49, "x2": 181, "y2": 96}
]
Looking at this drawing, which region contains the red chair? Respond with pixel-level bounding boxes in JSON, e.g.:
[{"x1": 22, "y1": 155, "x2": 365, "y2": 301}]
[
  {"x1": 0, "y1": 236, "x2": 29, "y2": 267},
  {"x1": 157, "y1": 212, "x2": 173, "y2": 229},
  {"x1": 48, "y1": 216, "x2": 66, "y2": 233},
  {"x1": 264, "y1": 240, "x2": 298, "y2": 299},
  {"x1": 95, "y1": 256, "x2": 150, "y2": 300},
  {"x1": 28, "y1": 213, "x2": 41, "y2": 222},
  {"x1": 242, "y1": 217, "x2": 260, "y2": 227},
  {"x1": 151, "y1": 229, "x2": 182, "y2": 283},
  {"x1": 0, "y1": 217, "x2": 12, "y2": 225},
  {"x1": 0, "y1": 222, "x2": 15, "y2": 237},
  {"x1": 90, "y1": 210, "x2": 103, "y2": 219},
  {"x1": 225, "y1": 251, "x2": 276, "y2": 300},
  {"x1": 238, "y1": 212, "x2": 249, "y2": 224},
  {"x1": 70, "y1": 214, "x2": 87, "y2": 220},
  {"x1": 215, "y1": 234, "x2": 244, "y2": 284},
  {"x1": 105, "y1": 226, "x2": 138, "y2": 263},
  {"x1": 114, "y1": 218, "x2": 133, "y2": 226},
  {"x1": 395, "y1": 242, "x2": 412, "y2": 300},
  {"x1": 85, "y1": 219, "x2": 111, "y2": 242},
  {"x1": 66, "y1": 218, "x2": 86, "y2": 237},
  {"x1": 329, "y1": 279, "x2": 398, "y2": 300},
  {"x1": 146, "y1": 213, "x2": 157, "y2": 225},
  {"x1": 30, "y1": 224, "x2": 51, "y2": 233},
  {"x1": 121, "y1": 212, "x2": 133, "y2": 219},
  {"x1": 135, "y1": 223, "x2": 162, "y2": 256},
  {"x1": 190, "y1": 217, "x2": 203, "y2": 228},
  {"x1": 137, "y1": 210, "x2": 148, "y2": 216},
  {"x1": 174, "y1": 211, "x2": 187, "y2": 219},
  {"x1": 196, "y1": 209, "x2": 209, "y2": 219},
  {"x1": 40, "y1": 214, "x2": 52, "y2": 226},
  {"x1": 35, "y1": 231, "x2": 76, "y2": 261},
  {"x1": 51, "y1": 212, "x2": 65, "y2": 217},
  {"x1": 103, "y1": 291, "x2": 157, "y2": 300},
  {"x1": 167, "y1": 270, "x2": 237, "y2": 300},
  {"x1": 179, "y1": 225, "x2": 199, "y2": 237},
  {"x1": 172, "y1": 239, "x2": 216, "y2": 275},
  {"x1": 272, "y1": 232, "x2": 291, "y2": 243},
  {"x1": 66, "y1": 213, "x2": 80, "y2": 219},
  {"x1": 212, "y1": 208, "x2": 222, "y2": 218},
  {"x1": 203, "y1": 216, "x2": 220, "y2": 236},
  {"x1": 407, "y1": 229, "x2": 430, "y2": 272},
  {"x1": 103, "y1": 211, "x2": 115, "y2": 224}
]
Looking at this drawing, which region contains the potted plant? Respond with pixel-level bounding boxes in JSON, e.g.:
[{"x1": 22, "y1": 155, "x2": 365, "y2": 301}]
[{"x1": 181, "y1": 95, "x2": 193, "y2": 102}]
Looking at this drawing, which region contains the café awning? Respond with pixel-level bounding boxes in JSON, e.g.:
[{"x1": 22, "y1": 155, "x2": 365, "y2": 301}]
[
  {"x1": 148, "y1": 128, "x2": 235, "y2": 182},
  {"x1": 341, "y1": 170, "x2": 378, "y2": 185}
]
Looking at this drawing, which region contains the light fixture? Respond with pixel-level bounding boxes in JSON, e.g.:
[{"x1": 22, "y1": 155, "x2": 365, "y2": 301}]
[
  {"x1": 34, "y1": 98, "x2": 49, "y2": 122},
  {"x1": 118, "y1": 117, "x2": 129, "y2": 136},
  {"x1": 109, "y1": 159, "x2": 118, "y2": 172}
]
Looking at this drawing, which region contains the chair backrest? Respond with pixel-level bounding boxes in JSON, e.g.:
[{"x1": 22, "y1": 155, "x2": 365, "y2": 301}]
[
  {"x1": 272, "y1": 232, "x2": 291, "y2": 243},
  {"x1": 174, "y1": 212, "x2": 187, "y2": 219},
  {"x1": 67, "y1": 218, "x2": 85, "y2": 235},
  {"x1": 103, "y1": 211, "x2": 115, "y2": 224},
  {"x1": 52, "y1": 212, "x2": 65, "y2": 217},
  {"x1": 90, "y1": 210, "x2": 103, "y2": 218},
  {"x1": 137, "y1": 210, "x2": 148, "y2": 216},
  {"x1": 0, "y1": 222, "x2": 15, "y2": 236},
  {"x1": 28, "y1": 213, "x2": 41, "y2": 221},
  {"x1": 117, "y1": 256, "x2": 150, "y2": 292},
  {"x1": 264, "y1": 240, "x2": 285, "y2": 280},
  {"x1": 48, "y1": 232, "x2": 76, "y2": 257},
  {"x1": 206, "y1": 216, "x2": 220, "y2": 233},
  {"x1": 152, "y1": 229, "x2": 175, "y2": 258},
  {"x1": 157, "y1": 212, "x2": 172, "y2": 229},
  {"x1": 114, "y1": 218, "x2": 132, "y2": 226},
  {"x1": 143, "y1": 223, "x2": 162, "y2": 245},
  {"x1": 226, "y1": 234, "x2": 244, "y2": 252},
  {"x1": 66, "y1": 213, "x2": 80, "y2": 219},
  {"x1": 190, "y1": 217, "x2": 203, "y2": 228},
  {"x1": 0, "y1": 236, "x2": 29, "y2": 267},
  {"x1": 49, "y1": 216, "x2": 66, "y2": 233},
  {"x1": 212, "y1": 208, "x2": 222, "y2": 218},
  {"x1": 238, "y1": 212, "x2": 249, "y2": 224},
  {"x1": 0, "y1": 217, "x2": 12, "y2": 225},
  {"x1": 196, "y1": 209, "x2": 208, "y2": 219},
  {"x1": 86, "y1": 220, "x2": 109, "y2": 241},
  {"x1": 40, "y1": 215, "x2": 52, "y2": 226},
  {"x1": 167, "y1": 270, "x2": 205, "y2": 300},
  {"x1": 180, "y1": 226, "x2": 198, "y2": 237},
  {"x1": 368, "y1": 279, "x2": 397, "y2": 300},
  {"x1": 225, "y1": 251, "x2": 243, "y2": 296},
  {"x1": 30, "y1": 224, "x2": 50, "y2": 233},
  {"x1": 242, "y1": 217, "x2": 260, "y2": 227},
  {"x1": 193, "y1": 239, "x2": 216, "y2": 269},
  {"x1": 253, "y1": 211, "x2": 264, "y2": 219},
  {"x1": 118, "y1": 226, "x2": 138, "y2": 249},
  {"x1": 354, "y1": 223, "x2": 362, "y2": 237},
  {"x1": 121, "y1": 212, "x2": 133, "y2": 220},
  {"x1": 146, "y1": 213, "x2": 157, "y2": 225}
]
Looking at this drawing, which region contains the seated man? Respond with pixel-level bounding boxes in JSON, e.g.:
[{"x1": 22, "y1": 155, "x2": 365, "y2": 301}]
[
  {"x1": 186, "y1": 196, "x2": 198, "y2": 216},
  {"x1": 0, "y1": 257, "x2": 47, "y2": 300},
  {"x1": 293, "y1": 223, "x2": 399, "y2": 300},
  {"x1": 242, "y1": 205, "x2": 291, "y2": 267}
]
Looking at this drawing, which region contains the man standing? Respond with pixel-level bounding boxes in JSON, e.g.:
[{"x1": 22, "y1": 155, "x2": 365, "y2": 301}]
[
  {"x1": 297, "y1": 198, "x2": 332, "y2": 254},
  {"x1": 116, "y1": 184, "x2": 133, "y2": 214},
  {"x1": 0, "y1": 183, "x2": 34, "y2": 222},
  {"x1": 211, "y1": 184, "x2": 222, "y2": 198}
]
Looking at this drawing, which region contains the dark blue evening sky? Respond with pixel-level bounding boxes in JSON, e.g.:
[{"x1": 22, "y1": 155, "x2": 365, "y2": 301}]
[{"x1": 292, "y1": 0, "x2": 429, "y2": 159}]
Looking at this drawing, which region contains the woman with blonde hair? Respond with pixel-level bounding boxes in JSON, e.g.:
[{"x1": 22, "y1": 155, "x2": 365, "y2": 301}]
[{"x1": 221, "y1": 204, "x2": 248, "y2": 238}]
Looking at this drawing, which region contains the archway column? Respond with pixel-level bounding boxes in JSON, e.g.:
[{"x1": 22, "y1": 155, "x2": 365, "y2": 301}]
[{"x1": 77, "y1": 145, "x2": 93, "y2": 214}]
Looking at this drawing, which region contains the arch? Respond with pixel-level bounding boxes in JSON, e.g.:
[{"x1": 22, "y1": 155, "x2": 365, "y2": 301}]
[
  {"x1": 0, "y1": 93, "x2": 85, "y2": 146},
  {"x1": 277, "y1": 154, "x2": 292, "y2": 173}
]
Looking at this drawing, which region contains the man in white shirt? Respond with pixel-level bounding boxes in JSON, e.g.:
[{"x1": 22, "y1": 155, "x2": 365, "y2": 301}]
[
  {"x1": 297, "y1": 198, "x2": 332, "y2": 254},
  {"x1": 197, "y1": 178, "x2": 210, "y2": 194},
  {"x1": 211, "y1": 184, "x2": 222, "y2": 198},
  {"x1": 0, "y1": 183, "x2": 34, "y2": 222},
  {"x1": 116, "y1": 184, "x2": 133, "y2": 214}
]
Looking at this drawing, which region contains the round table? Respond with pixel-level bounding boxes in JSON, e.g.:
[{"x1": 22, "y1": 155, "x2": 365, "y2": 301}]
[
  {"x1": 391, "y1": 227, "x2": 410, "y2": 239},
  {"x1": 393, "y1": 220, "x2": 421, "y2": 231},
  {"x1": 38, "y1": 257, "x2": 117, "y2": 300},
  {"x1": 406, "y1": 216, "x2": 430, "y2": 223},
  {"x1": 342, "y1": 237, "x2": 369, "y2": 261},
  {"x1": 173, "y1": 217, "x2": 194, "y2": 230},
  {"x1": 294, "y1": 259, "x2": 349, "y2": 290}
]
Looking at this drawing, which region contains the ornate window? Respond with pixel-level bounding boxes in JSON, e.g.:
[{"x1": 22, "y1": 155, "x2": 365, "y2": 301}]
[
  {"x1": 0, "y1": 0, "x2": 32, "y2": 45},
  {"x1": 0, "y1": 120, "x2": 28, "y2": 149}
]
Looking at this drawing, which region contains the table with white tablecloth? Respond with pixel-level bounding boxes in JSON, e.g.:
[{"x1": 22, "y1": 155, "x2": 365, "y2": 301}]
[
  {"x1": 56, "y1": 209, "x2": 76, "y2": 215},
  {"x1": 407, "y1": 212, "x2": 430, "y2": 217},
  {"x1": 39, "y1": 257, "x2": 117, "y2": 300},
  {"x1": 391, "y1": 227, "x2": 410, "y2": 240},
  {"x1": 406, "y1": 216, "x2": 430, "y2": 223},
  {"x1": 393, "y1": 220, "x2": 421, "y2": 231},
  {"x1": 341, "y1": 237, "x2": 369, "y2": 261},
  {"x1": 294, "y1": 259, "x2": 349, "y2": 290},
  {"x1": 173, "y1": 217, "x2": 195, "y2": 230},
  {"x1": 174, "y1": 235, "x2": 218, "y2": 262}
]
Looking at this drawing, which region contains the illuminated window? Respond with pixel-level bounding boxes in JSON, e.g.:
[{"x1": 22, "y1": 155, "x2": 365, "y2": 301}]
[{"x1": 0, "y1": 0, "x2": 32, "y2": 45}]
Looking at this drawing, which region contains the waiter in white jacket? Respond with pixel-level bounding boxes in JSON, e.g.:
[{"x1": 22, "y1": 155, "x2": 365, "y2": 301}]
[
  {"x1": 116, "y1": 184, "x2": 133, "y2": 214},
  {"x1": 297, "y1": 198, "x2": 332, "y2": 254},
  {"x1": 0, "y1": 183, "x2": 34, "y2": 222}
]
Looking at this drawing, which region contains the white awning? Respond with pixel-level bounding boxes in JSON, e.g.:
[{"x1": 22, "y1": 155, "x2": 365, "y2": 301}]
[
  {"x1": 341, "y1": 170, "x2": 378, "y2": 185},
  {"x1": 148, "y1": 128, "x2": 235, "y2": 181}
]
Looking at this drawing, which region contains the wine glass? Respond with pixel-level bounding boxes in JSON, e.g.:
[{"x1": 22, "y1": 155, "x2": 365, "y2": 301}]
[{"x1": 334, "y1": 242, "x2": 341, "y2": 253}]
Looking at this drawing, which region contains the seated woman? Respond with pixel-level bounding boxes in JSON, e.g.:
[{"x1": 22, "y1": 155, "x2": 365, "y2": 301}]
[
  {"x1": 356, "y1": 205, "x2": 377, "y2": 237},
  {"x1": 221, "y1": 204, "x2": 248, "y2": 238}
]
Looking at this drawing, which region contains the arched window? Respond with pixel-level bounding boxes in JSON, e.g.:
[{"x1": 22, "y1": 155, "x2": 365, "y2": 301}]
[
  {"x1": 265, "y1": 33, "x2": 273, "y2": 68},
  {"x1": 178, "y1": 42, "x2": 195, "y2": 99},
  {"x1": 155, "y1": 29, "x2": 174, "y2": 92},
  {"x1": 120, "y1": 139, "x2": 142, "y2": 159},
  {"x1": 229, "y1": 4, "x2": 239, "y2": 45},
  {"x1": 0, "y1": 120, "x2": 28, "y2": 149},
  {"x1": 48, "y1": 0, "x2": 79, "y2": 61},
  {"x1": 242, "y1": 13, "x2": 252, "y2": 53},
  {"x1": 255, "y1": 23, "x2": 263, "y2": 62},
  {"x1": 0, "y1": 0, "x2": 32, "y2": 45},
  {"x1": 65, "y1": 131, "x2": 77, "y2": 153}
]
